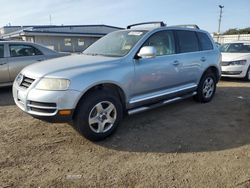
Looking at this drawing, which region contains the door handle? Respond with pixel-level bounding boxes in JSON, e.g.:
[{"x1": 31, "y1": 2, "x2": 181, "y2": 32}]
[
  {"x1": 200, "y1": 57, "x2": 206, "y2": 62},
  {"x1": 0, "y1": 62, "x2": 7, "y2": 65},
  {"x1": 172, "y1": 60, "x2": 180, "y2": 66},
  {"x1": 37, "y1": 59, "x2": 43, "y2": 62}
]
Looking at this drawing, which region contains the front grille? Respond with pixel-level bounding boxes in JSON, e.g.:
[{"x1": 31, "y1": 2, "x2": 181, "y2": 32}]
[
  {"x1": 20, "y1": 76, "x2": 35, "y2": 89},
  {"x1": 27, "y1": 101, "x2": 57, "y2": 114},
  {"x1": 222, "y1": 71, "x2": 242, "y2": 75},
  {"x1": 221, "y1": 61, "x2": 230, "y2": 66}
]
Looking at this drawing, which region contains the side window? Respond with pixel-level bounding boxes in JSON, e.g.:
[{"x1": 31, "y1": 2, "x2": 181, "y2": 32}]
[
  {"x1": 142, "y1": 31, "x2": 176, "y2": 56},
  {"x1": 0, "y1": 45, "x2": 4, "y2": 58},
  {"x1": 9, "y1": 44, "x2": 43, "y2": 57},
  {"x1": 176, "y1": 30, "x2": 199, "y2": 53},
  {"x1": 197, "y1": 32, "x2": 213, "y2": 51}
]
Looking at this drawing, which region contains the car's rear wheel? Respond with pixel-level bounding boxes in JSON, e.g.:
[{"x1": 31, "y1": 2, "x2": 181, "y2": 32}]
[
  {"x1": 194, "y1": 72, "x2": 217, "y2": 103},
  {"x1": 74, "y1": 90, "x2": 123, "y2": 141}
]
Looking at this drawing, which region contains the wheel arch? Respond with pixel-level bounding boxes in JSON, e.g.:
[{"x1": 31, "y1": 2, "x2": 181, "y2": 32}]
[
  {"x1": 73, "y1": 82, "x2": 127, "y2": 118},
  {"x1": 201, "y1": 66, "x2": 220, "y2": 83}
]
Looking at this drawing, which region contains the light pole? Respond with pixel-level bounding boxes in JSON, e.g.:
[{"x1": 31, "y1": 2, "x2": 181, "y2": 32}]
[
  {"x1": 217, "y1": 5, "x2": 224, "y2": 42},
  {"x1": 49, "y1": 14, "x2": 52, "y2": 25}
]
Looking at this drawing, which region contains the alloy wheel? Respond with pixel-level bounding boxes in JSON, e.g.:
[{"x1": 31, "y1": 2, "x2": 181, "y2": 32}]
[
  {"x1": 88, "y1": 101, "x2": 117, "y2": 134},
  {"x1": 202, "y1": 77, "x2": 215, "y2": 99}
]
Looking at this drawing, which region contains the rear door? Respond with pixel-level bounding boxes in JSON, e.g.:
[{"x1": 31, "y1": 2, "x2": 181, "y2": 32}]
[
  {"x1": 196, "y1": 31, "x2": 216, "y2": 71},
  {"x1": 7, "y1": 44, "x2": 45, "y2": 81},
  {"x1": 0, "y1": 44, "x2": 10, "y2": 84},
  {"x1": 174, "y1": 30, "x2": 202, "y2": 85}
]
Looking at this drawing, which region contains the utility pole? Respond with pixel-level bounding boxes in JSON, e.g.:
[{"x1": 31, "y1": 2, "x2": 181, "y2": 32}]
[
  {"x1": 49, "y1": 14, "x2": 52, "y2": 25},
  {"x1": 217, "y1": 5, "x2": 224, "y2": 42}
]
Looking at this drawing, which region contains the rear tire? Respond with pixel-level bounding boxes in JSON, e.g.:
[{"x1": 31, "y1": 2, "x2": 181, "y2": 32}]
[
  {"x1": 74, "y1": 90, "x2": 123, "y2": 141},
  {"x1": 194, "y1": 72, "x2": 217, "y2": 103}
]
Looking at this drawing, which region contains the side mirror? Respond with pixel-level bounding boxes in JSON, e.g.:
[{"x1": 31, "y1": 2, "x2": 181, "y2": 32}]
[{"x1": 137, "y1": 46, "x2": 157, "y2": 59}]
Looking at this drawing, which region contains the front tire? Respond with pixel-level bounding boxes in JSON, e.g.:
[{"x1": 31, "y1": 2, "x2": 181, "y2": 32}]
[
  {"x1": 194, "y1": 72, "x2": 217, "y2": 103},
  {"x1": 244, "y1": 66, "x2": 250, "y2": 81},
  {"x1": 74, "y1": 90, "x2": 123, "y2": 141}
]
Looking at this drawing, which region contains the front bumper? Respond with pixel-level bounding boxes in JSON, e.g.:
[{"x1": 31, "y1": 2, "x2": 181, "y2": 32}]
[
  {"x1": 221, "y1": 65, "x2": 248, "y2": 78},
  {"x1": 13, "y1": 80, "x2": 81, "y2": 123}
]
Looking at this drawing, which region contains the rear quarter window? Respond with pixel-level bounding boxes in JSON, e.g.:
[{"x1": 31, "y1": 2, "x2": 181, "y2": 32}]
[
  {"x1": 176, "y1": 30, "x2": 199, "y2": 53},
  {"x1": 197, "y1": 32, "x2": 213, "y2": 51}
]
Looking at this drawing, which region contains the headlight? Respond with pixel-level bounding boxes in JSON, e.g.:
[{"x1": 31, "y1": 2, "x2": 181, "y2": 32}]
[
  {"x1": 36, "y1": 78, "x2": 70, "y2": 91},
  {"x1": 229, "y1": 60, "x2": 247, "y2": 66},
  {"x1": 16, "y1": 73, "x2": 24, "y2": 85}
]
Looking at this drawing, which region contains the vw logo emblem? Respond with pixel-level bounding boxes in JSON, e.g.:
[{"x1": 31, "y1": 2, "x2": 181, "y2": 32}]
[{"x1": 16, "y1": 74, "x2": 24, "y2": 86}]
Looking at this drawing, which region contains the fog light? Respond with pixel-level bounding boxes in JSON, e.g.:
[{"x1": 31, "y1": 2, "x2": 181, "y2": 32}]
[{"x1": 59, "y1": 110, "x2": 72, "y2": 116}]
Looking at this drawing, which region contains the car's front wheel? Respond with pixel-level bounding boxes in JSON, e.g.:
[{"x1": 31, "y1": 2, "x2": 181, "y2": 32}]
[
  {"x1": 244, "y1": 66, "x2": 250, "y2": 81},
  {"x1": 194, "y1": 72, "x2": 217, "y2": 103},
  {"x1": 74, "y1": 90, "x2": 123, "y2": 141}
]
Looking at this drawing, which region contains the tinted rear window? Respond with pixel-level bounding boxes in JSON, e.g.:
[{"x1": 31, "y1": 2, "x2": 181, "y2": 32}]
[
  {"x1": 176, "y1": 30, "x2": 199, "y2": 53},
  {"x1": 197, "y1": 32, "x2": 213, "y2": 51},
  {"x1": 0, "y1": 45, "x2": 4, "y2": 58}
]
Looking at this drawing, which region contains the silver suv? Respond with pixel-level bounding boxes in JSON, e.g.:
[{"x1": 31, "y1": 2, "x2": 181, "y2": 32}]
[{"x1": 13, "y1": 22, "x2": 221, "y2": 141}]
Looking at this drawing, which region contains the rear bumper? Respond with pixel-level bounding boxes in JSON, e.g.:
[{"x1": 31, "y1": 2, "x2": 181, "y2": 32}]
[{"x1": 13, "y1": 81, "x2": 81, "y2": 123}]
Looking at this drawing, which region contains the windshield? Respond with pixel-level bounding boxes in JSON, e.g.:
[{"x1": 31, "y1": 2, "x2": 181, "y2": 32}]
[
  {"x1": 220, "y1": 43, "x2": 250, "y2": 53},
  {"x1": 83, "y1": 30, "x2": 147, "y2": 57}
]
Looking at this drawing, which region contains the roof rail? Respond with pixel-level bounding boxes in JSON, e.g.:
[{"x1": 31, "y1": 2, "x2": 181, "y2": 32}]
[
  {"x1": 127, "y1": 21, "x2": 166, "y2": 29},
  {"x1": 170, "y1": 24, "x2": 200, "y2": 29}
]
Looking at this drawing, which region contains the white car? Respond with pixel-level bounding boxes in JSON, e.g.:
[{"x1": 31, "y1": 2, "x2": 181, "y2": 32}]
[{"x1": 220, "y1": 41, "x2": 250, "y2": 80}]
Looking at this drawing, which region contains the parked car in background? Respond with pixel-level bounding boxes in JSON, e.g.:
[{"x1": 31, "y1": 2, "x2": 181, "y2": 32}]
[
  {"x1": 13, "y1": 22, "x2": 221, "y2": 141},
  {"x1": 220, "y1": 41, "x2": 250, "y2": 80},
  {"x1": 215, "y1": 42, "x2": 221, "y2": 48},
  {"x1": 0, "y1": 41, "x2": 70, "y2": 87}
]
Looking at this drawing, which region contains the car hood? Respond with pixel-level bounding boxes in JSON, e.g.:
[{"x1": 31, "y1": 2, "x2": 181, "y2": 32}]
[
  {"x1": 22, "y1": 54, "x2": 121, "y2": 78},
  {"x1": 221, "y1": 53, "x2": 250, "y2": 61}
]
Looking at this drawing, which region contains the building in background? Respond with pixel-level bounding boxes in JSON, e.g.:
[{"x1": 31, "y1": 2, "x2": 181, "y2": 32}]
[
  {"x1": 0, "y1": 25, "x2": 123, "y2": 52},
  {"x1": 213, "y1": 34, "x2": 250, "y2": 43}
]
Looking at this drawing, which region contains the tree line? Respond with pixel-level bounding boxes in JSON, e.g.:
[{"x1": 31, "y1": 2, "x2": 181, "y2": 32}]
[{"x1": 223, "y1": 27, "x2": 250, "y2": 35}]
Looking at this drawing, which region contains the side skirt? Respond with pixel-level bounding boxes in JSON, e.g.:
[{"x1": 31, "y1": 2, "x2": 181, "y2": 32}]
[{"x1": 128, "y1": 91, "x2": 197, "y2": 115}]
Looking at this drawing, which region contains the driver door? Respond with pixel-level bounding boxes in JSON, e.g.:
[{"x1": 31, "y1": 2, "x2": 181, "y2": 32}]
[{"x1": 132, "y1": 30, "x2": 182, "y2": 103}]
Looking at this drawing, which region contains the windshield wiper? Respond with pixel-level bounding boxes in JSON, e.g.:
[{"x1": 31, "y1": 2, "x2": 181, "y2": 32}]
[
  {"x1": 83, "y1": 53, "x2": 99, "y2": 56},
  {"x1": 101, "y1": 54, "x2": 122, "y2": 57},
  {"x1": 83, "y1": 53, "x2": 121, "y2": 57}
]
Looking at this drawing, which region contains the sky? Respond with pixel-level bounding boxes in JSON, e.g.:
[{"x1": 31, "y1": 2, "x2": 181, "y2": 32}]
[{"x1": 0, "y1": 0, "x2": 249, "y2": 33}]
